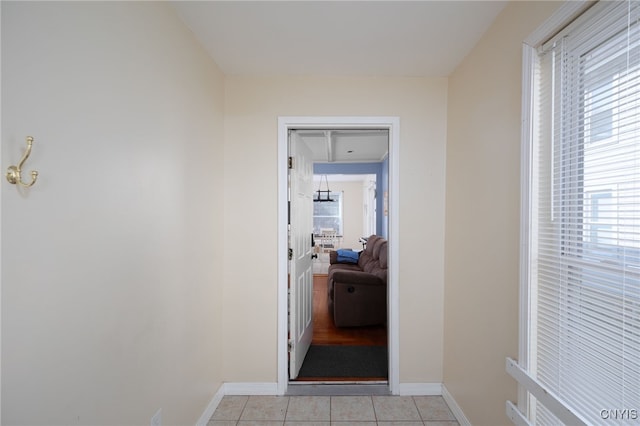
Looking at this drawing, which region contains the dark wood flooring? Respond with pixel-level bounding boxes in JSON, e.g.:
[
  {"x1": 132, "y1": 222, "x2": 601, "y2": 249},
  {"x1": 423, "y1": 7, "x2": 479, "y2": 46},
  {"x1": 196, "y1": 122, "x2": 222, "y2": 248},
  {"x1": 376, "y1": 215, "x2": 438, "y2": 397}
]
[
  {"x1": 311, "y1": 274, "x2": 387, "y2": 346},
  {"x1": 293, "y1": 274, "x2": 387, "y2": 382}
]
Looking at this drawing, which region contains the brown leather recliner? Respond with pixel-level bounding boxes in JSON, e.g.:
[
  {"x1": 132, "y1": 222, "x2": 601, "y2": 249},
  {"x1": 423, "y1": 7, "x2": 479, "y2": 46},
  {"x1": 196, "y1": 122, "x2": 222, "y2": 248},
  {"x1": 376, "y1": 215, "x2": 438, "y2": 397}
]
[{"x1": 327, "y1": 235, "x2": 388, "y2": 327}]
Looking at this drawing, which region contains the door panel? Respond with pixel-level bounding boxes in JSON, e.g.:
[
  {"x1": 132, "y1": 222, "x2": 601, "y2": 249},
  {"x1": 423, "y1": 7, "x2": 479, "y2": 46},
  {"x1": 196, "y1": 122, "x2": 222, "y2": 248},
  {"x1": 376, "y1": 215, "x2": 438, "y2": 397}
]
[{"x1": 289, "y1": 132, "x2": 314, "y2": 380}]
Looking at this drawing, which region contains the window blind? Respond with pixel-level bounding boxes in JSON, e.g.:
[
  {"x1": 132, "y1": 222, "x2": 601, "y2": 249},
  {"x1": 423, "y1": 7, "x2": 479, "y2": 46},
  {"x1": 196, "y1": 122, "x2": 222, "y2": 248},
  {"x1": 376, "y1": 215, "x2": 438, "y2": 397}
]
[{"x1": 528, "y1": 1, "x2": 640, "y2": 424}]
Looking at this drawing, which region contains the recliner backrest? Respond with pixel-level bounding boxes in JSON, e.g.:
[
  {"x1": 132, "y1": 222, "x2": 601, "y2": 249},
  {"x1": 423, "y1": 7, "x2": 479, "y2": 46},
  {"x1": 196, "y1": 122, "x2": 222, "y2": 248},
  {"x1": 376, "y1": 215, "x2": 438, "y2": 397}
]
[
  {"x1": 372, "y1": 239, "x2": 384, "y2": 260},
  {"x1": 364, "y1": 235, "x2": 380, "y2": 255},
  {"x1": 357, "y1": 234, "x2": 379, "y2": 269},
  {"x1": 361, "y1": 237, "x2": 388, "y2": 274},
  {"x1": 378, "y1": 241, "x2": 388, "y2": 270}
]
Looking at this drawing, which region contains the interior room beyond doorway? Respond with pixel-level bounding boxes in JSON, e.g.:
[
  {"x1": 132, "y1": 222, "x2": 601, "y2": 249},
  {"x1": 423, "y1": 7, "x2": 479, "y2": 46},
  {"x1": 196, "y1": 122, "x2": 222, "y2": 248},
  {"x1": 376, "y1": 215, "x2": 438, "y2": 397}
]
[
  {"x1": 312, "y1": 173, "x2": 377, "y2": 275},
  {"x1": 291, "y1": 128, "x2": 390, "y2": 382}
]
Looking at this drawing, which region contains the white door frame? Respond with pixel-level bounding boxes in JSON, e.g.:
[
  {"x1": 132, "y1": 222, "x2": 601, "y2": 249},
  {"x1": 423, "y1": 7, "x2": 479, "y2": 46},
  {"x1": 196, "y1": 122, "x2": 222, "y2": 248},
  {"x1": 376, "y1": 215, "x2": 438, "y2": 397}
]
[{"x1": 277, "y1": 116, "x2": 400, "y2": 395}]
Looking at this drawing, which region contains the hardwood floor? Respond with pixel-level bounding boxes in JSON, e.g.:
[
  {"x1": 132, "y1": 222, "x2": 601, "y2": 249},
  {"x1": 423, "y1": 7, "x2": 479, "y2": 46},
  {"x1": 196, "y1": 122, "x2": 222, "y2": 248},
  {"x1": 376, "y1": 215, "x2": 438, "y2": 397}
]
[{"x1": 311, "y1": 274, "x2": 387, "y2": 347}]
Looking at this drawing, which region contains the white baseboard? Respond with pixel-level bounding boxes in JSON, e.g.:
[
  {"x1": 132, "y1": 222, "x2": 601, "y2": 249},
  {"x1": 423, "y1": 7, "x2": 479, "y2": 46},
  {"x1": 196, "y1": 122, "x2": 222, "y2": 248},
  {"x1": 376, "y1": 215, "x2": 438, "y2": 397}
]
[
  {"x1": 398, "y1": 382, "x2": 442, "y2": 396},
  {"x1": 223, "y1": 382, "x2": 279, "y2": 395},
  {"x1": 442, "y1": 384, "x2": 471, "y2": 426},
  {"x1": 195, "y1": 383, "x2": 225, "y2": 426}
]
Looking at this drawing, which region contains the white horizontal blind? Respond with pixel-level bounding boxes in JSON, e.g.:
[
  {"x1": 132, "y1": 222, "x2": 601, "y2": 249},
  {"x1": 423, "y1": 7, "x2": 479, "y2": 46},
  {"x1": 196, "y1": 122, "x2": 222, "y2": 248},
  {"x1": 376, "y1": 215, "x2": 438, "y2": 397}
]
[{"x1": 531, "y1": 1, "x2": 640, "y2": 424}]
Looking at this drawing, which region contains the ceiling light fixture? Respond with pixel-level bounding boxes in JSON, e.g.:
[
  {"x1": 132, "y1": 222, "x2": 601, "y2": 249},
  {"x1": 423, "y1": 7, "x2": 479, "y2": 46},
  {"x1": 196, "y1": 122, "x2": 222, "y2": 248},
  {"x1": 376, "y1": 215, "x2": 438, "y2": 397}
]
[{"x1": 314, "y1": 175, "x2": 334, "y2": 202}]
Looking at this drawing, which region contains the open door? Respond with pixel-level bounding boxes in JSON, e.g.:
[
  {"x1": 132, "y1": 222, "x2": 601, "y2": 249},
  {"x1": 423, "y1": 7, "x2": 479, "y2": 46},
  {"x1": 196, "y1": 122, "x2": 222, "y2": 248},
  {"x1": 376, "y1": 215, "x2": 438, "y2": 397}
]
[{"x1": 288, "y1": 131, "x2": 314, "y2": 380}]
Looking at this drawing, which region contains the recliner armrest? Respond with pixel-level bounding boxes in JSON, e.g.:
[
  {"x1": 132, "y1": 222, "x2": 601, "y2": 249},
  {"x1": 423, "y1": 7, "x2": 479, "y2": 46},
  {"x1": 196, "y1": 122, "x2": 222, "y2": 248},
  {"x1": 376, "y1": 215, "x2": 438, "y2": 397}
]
[{"x1": 331, "y1": 270, "x2": 384, "y2": 286}]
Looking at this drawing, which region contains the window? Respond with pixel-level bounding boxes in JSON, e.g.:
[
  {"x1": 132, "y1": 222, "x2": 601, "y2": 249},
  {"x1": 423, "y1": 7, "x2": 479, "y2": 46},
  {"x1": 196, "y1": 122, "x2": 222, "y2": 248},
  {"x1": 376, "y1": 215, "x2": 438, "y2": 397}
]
[
  {"x1": 313, "y1": 192, "x2": 342, "y2": 235},
  {"x1": 586, "y1": 190, "x2": 613, "y2": 245},
  {"x1": 520, "y1": 1, "x2": 640, "y2": 424},
  {"x1": 586, "y1": 79, "x2": 614, "y2": 142}
]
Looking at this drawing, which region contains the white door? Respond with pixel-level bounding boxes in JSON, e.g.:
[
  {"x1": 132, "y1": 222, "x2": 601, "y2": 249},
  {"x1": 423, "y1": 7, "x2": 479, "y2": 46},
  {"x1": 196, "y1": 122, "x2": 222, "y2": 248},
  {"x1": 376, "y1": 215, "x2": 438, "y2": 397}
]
[{"x1": 288, "y1": 132, "x2": 314, "y2": 380}]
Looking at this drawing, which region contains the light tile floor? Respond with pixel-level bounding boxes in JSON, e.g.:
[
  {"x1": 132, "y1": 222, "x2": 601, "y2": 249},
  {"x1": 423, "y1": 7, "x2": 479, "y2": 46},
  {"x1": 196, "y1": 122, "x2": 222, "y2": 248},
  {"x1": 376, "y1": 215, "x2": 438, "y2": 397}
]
[{"x1": 208, "y1": 395, "x2": 459, "y2": 426}]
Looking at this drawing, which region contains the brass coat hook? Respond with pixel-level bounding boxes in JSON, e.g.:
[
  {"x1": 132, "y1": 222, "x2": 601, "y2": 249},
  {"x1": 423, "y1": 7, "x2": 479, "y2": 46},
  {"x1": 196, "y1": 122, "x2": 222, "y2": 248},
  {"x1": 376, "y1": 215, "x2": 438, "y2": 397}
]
[{"x1": 6, "y1": 136, "x2": 39, "y2": 187}]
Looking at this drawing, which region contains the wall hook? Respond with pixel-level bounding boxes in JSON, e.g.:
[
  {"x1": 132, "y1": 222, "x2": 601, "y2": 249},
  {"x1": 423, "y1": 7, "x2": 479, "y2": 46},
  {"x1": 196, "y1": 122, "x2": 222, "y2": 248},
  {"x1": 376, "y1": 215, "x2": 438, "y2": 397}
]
[{"x1": 6, "y1": 136, "x2": 39, "y2": 187}]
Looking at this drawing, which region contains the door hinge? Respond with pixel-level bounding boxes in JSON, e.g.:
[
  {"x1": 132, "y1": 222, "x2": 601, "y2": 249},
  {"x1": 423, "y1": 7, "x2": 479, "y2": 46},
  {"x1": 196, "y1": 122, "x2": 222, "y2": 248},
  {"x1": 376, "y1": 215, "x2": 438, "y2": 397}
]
[
  {"x1": 288, "y1": 340, "x2": 293, "y2": 351},
  {"x1": 288, "y1": 248, "x2": 293, "y2": 260},
  {"x1": 288, "y1": 156, "x2": 294, "y2": 169}
]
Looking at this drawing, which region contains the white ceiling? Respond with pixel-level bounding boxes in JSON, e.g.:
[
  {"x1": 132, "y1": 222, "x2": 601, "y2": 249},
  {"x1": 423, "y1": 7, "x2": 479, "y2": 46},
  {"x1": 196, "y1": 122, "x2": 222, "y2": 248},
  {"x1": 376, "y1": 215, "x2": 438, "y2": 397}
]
[
  {"x1": 170, "y1": 1, "x2": 507, "y2": 77},
  {"x1": 295, "y1": 129, "x2": 388, "y2": 162},
  {"x1": 170, "y1": 1, "x2": 506, "y2": 162}
]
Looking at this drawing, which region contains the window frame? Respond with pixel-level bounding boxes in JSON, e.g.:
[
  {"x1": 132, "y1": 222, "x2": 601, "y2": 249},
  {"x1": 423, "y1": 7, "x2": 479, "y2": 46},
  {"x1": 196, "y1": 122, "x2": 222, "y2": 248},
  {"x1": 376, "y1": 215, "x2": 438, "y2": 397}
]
[
  {"x1": 312, "y1": 191, "x2": 343, "y2": 235},
  {"x1": 515, "y1": 1, "x2": 602, "y2": 423}
]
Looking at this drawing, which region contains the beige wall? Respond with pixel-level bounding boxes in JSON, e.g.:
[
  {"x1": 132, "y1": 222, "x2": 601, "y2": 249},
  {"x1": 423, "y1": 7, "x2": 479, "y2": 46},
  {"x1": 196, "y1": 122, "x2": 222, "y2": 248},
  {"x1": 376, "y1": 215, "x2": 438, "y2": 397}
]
[
  {"x1": 1, "y1": 2, "x2": 225, "y2": 424},
  {"x1": 443, "y1": 1, "x2": 562, "y2": 425},
  {"x1": 223, "y1": 76, "x2": 448, "y2": 383}
]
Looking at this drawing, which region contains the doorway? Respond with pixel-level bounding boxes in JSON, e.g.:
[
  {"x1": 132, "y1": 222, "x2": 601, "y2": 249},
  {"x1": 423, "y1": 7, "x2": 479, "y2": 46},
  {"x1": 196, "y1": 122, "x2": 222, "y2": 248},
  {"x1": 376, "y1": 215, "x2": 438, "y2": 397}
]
[{"x1": 277, "y1": 116, "x2": 400, "y2": 395}]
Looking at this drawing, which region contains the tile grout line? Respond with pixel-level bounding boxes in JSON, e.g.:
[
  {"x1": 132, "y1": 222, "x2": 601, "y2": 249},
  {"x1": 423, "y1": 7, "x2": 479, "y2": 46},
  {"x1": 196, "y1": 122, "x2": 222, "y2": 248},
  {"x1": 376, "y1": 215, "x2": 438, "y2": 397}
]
[
  {"x1": 329, "y1": 395, "x2": 332, "y2": 423},
  {"x1": 284, "y1": 395, "x2": 291, "y2": 424},
  {"x1": 412, "y1": 396, "x2": 424, "y2": 423},
  {"x1": 237, "y1": 395, "x2": 249, "y2": 425},
  {"x1": 371, "y1": 395, "x2": 377, "y2": 424}
]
